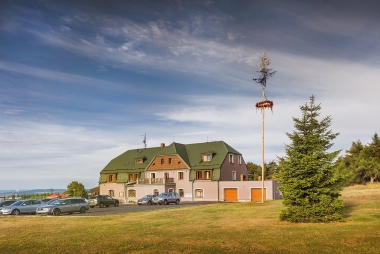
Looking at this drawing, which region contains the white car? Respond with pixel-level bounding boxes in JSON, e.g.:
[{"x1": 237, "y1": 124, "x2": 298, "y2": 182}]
[{"x1": 1, "y1": 200, "x2": 42, "y2": 215}]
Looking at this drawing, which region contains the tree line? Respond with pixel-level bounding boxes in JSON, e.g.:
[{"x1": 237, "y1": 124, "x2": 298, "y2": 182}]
[{"x1": 247, "y1": 133, "x2": 380, "y2": 186}]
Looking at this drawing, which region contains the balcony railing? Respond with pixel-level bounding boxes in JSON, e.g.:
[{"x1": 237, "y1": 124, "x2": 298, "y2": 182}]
[{"x1": 137, "y1": 178, "x2": 174, "y2": 185}]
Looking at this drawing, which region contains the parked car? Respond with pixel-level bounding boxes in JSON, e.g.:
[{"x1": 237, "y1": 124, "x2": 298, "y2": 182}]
[
  {"x1": 1, "y1": 200, "x2": 42, "y2": 215},
  {"x1": 152, "y1": 192, "x2": 180, "y2": 205},
  {"x1": 36, "y1": 198, "x2": 89, "y2": 216},
  {"x1": 137, "y1": 195, "x2": 156, "y2": 206},
  {"x1": 0, "y1": 200, "x2": 17, "y2": 212},
  {"x1": 88, "y1": 195, "x2": 119, "y2": 208}
]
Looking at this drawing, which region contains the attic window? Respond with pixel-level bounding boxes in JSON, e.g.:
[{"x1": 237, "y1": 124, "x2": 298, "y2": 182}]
[
  {"x1": 202, "y1": 154, "x2": 212, "y2": 162},
  {"x1": 135, "y1": 158, "x2": 143, "y2": 164}
]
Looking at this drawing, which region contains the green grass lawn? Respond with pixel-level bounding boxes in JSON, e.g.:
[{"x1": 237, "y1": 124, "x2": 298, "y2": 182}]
[{"x1": 1, "y1": 183, "x2": 380, "y2": 254}]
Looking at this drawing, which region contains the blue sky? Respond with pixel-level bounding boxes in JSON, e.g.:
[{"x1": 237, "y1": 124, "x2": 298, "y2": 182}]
[{"x1": 1, "y1": 0, "x2": 379, "y2": 190}]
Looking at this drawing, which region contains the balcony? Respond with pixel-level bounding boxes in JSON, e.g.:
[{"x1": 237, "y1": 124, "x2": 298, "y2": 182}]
[{"x1": 137, "y1": 178, "x2": 174, "y2": 185}]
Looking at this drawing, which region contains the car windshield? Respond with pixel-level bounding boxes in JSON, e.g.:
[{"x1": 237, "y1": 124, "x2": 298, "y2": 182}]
[
  {"x1": 50, "y1": 200, "x2": 62, "y2": 205},
  {"x1": 11, "y1": 201, "x2": 23, "y2": 206},
  {"x1": 143, "y1": 195, "x2": 151, "y2": 199}
]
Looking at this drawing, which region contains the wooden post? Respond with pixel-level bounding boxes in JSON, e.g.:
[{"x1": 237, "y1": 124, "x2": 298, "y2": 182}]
[{"x1": 261, "y1": 86, "x2": 265, "y2": 202}]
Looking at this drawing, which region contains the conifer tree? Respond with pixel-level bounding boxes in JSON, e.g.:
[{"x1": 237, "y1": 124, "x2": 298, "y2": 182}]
[{"x1": 277, "y1": 95, "x2": 344, "y2": 222}]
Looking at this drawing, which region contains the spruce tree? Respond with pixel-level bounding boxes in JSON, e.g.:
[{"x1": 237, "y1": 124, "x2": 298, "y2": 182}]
[{"x1": 277, "y1": 95, "x2": 344, "y2": 222}]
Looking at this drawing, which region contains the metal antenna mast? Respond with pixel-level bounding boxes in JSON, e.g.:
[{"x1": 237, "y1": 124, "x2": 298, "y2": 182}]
[
  {"x1": 253, "y1": 52, "x2": 276, "y2": 202},
  {"x1": 142, "y1": 133, "x2": 147, "y2": 148}
]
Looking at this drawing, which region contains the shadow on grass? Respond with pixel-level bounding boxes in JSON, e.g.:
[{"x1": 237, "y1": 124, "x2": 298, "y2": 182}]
[{"x1": 342, "y1": 200, "x2": 356, "y2": 219}]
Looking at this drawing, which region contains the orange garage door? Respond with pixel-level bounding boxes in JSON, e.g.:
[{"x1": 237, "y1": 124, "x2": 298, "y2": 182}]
[
  {"x1": 224, "y1": 188, "x2": 238, "y2": 201},
  {"x1": 251, "y1": 188, "x2": 266, "y2": 201}
]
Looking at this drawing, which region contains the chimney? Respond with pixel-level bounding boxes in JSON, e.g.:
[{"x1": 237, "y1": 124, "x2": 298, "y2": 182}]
[{"x1": 160, "y1": 143, "x2": 165, "y2": 148}]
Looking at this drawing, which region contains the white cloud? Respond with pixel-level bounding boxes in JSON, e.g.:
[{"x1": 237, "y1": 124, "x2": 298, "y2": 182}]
[
  {"x1": 59, "y1": 25, "x2": 71, "y2": 32},
  {"x1": 3, "y1": 109, "x2": 23, "y2": 115}
]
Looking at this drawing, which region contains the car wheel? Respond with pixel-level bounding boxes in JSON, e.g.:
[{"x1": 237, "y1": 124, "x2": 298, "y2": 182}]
[
  {"x1": 176, "y1": 199, "x2": 180, "y2": 205},
  {"x1": 99, "y1": 202, "x2": 104, "y2": 208},
  {"x1": 52, "y1": 209, "x2": 61, "y2": 216},
  {"x1": 148, "y1": 201, "x2": 153, "y2": 205},
  {"x1": 114, "y1": 202, "x2": 119, "y2": 207},
  {"x1": 68, "y1": 212, "x2": 73, "y2": 214},
  {"x1": 105, "y1": 205, "x2": 110, "y2": 207},
  {"x1": 11, "y1": 209, "x2": 20, "y2": 215},
  {"x1": 138, "y1": 203, "x2": 141, "y2": 206},
  {"x1": 153, "y1": 203, "x2": 157, "y2": 205},
  {"x1": 80, "y1": 207, "x2": 87, "y2": 213},
  {"x1": 90, "y1": 206, "x2": 94, "y2": 208},
  {"x1": 164, "y1": 199, "x2": 169, "y2": 205}
]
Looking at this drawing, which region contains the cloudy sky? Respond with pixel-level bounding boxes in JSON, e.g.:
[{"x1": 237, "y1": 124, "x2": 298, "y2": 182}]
[{"x1": 1, "y1": 0, "x2": 379, "y2": 191}]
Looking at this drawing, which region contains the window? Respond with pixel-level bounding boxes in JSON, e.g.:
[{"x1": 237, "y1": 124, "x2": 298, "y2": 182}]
[
  {"x1": 169, "y1": 158, "x2": 172, "y2": 164},
  {"x1": 195, "y1": 189, "x2": 203, "y2": 198},
  {"x1": 164, "y1": 172, "x2": 169, "y2": 179},
  {"x1": 179, "y1": 189, "x2": 184, "y2": 197},
  {"x1": 232, "y1": 171, "x2": 236, "y2": 181},
  {"x1": 107, "y1": 174, "x2": 116, "y2": 182},
  {"x1": 161, "y1": 158, "x2": 164, "y2": 165},
  {"x1": 153, "y1": 189, "x2": 159, "y2": 196},
  {"x1": 128, "y1": 173, "x2": 139, "y2": 182},
  {"x1": 178, "y1": 172, "x2": 184, "y2": 180},
  {"x1": 128, "y1": 189, "x2": 136, "y2": 197},
  {"x1": 202, "y1": 154, "x2": 212, "y2": 162},
  {"x1": 229, "y1": 154, "x2": 234, "y2": 163},
  {"x1": 135, "y1": 158, "x2": 143, "y2": 164},
  {"x1": 109, "y1": 190, "x2": 115, "y2": 197},
  {"x1": 238, "y1": 155, "x2": 242, "y2": 164},
  {"x1": 151, "y1": 173, "x2": 156, "y2": 179},
  {"x1": 168, "y1": 188, "x2": 174, "y2": 192},
  {"x1": 195, "y1": 170, "x2": 212, "y2": 180}
]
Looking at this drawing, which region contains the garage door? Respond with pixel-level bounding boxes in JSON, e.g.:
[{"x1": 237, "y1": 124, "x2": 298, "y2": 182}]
[
  {"x1": 251, "y1": 188, "x2": 266, "y2": 201},
  {"x1": 224, "y1": 188, "x2": 238, "y2": 202}
]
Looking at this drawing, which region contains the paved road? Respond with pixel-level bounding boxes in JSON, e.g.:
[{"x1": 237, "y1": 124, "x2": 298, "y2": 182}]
[
  {"x1": 1, "y1": 201, "x2": 216, "y2": 217},
  {"x1": 72, "y1": 201, "x2": 216, "y2": 216}
]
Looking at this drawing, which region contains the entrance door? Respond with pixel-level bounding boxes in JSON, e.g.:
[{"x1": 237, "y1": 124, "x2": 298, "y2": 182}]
[
  {"x1": 251, "y1": 188, "x2": 266, "y2": 201},
  {"x1": 224, "y1": 188, "x2": 238, "y2": 202}
]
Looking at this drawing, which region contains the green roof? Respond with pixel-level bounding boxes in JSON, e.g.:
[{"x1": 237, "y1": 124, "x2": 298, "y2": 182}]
[
  {"x1": 100, "y1": 141, "x2": 241, "y2": 173},
  {"x1": 101, "y1": 146, "x2": 163, "y2": 173}
]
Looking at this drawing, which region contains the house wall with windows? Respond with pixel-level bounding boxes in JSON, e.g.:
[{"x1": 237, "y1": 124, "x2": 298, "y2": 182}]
[
  {"x1": 220, "y1": 153, "x2": 248, "y2": 181},
  {"x1": 122, "y1": 180, "x2": 280, "y2": 202},
  {"x1": 99, "y1": 182, "x2": 125, "y2": 201},
  {"x1": 97, "y1": 141, "x2": 280, "y2": 203}
]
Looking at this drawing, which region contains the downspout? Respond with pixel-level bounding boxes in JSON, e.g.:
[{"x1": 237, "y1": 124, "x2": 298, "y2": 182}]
[
  {"x1": 192, "y1": 180, "x2": 194, "y2": 202},
  {"x1": 217, "y1": 180, "x2": 220, "y2": 202}
]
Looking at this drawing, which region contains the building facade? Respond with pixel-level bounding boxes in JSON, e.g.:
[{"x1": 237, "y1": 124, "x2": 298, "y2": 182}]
[{"x1": 98, "y1": 141, "x2": 281, "y2": 203}]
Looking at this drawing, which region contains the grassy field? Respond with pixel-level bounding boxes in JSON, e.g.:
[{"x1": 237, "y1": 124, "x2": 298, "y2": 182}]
[{"x1": 1, "y1": 184, "x2": 379, "y2": 254}]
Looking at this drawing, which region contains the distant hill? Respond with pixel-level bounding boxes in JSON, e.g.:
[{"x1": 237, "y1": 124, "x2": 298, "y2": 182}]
[{"x1": 0, "y1": 189, "x2": 66, "y2": 196}]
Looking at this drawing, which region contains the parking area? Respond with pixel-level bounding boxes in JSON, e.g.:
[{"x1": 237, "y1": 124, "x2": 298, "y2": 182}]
[{"x1": 0, "y1": 201, "x2": 216, "y2": 217}]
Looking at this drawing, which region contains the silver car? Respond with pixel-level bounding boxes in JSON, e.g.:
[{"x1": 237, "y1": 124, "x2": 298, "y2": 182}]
[
  {"x1": 1, "y1": 200, "x2": 42, "y2": 215},
  {"x1": 36, "y1": 198, "x2": 88, "y2": 216},
  {"x1": 152, "y1": 192, "x2": 181, "y2": 205}
]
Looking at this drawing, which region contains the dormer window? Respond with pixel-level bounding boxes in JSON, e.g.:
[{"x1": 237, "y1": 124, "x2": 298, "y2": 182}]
[
  {"x1": 134, "y1": 156, "x2": 145, "y2": 164},
  {"x1": 202, "y1": 154, "x2": 212, "y2": 162}
]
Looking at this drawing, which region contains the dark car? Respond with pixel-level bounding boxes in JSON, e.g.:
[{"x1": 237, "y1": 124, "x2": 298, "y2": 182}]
[
  {"x1": 152, "y1": 192, "x2": 181, "y2": 205},
  {"x1": 137, "y1": 195, "x2": 156, "y2": 206},
  {"x1": 36, "y1": 198, "x2": 88, "y2": 216},
  {"x1": 88, "y1": 195, "x2": 119, "y2": 208}
]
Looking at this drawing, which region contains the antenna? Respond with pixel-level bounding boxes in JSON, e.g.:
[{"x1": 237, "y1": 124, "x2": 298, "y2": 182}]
[{"x1": 142, "y1": 133, "x2": 147, "y2": 148}]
